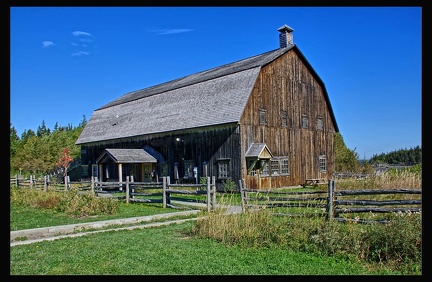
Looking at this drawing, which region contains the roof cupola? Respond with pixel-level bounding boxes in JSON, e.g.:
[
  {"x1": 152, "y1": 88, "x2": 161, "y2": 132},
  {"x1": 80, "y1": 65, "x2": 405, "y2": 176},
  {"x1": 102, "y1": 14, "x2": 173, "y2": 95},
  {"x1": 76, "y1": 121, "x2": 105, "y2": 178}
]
[{"x1": 278, "y1": 24, "x2": 294, "y2": 48}]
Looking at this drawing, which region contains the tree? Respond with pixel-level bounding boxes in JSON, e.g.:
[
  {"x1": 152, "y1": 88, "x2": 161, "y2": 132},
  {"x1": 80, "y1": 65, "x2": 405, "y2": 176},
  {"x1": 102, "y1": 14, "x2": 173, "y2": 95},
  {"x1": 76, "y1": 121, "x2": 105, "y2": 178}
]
[
  {"x1": 56, "y1": 147, "x2": 73, "y2": 187},
  {"x1": 334, "y1": 132, "x2": 360, "y2": 173},
  {"x1": 21, "y1": 129, "x2": 36, "y2": 143},
  {"x1": 10, "y1": 124, "x2": 20, "y2": 158},
  {"x1": 78, "y1": 114, "x2": 87, "y2": 128},
  {"x1": 37, "y1": 120, "x2": 50, "y2": 137}
]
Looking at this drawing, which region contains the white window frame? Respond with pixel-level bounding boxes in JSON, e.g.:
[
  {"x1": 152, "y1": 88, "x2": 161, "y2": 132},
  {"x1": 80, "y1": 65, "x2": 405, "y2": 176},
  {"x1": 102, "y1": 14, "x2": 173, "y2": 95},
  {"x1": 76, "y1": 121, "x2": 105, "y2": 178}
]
[
  {"x1": 218, "y1": 159, "x2": 230, "y2": 179},
  {"x1": 319, "y1": 155, "x2": 327, "y2": 172}
]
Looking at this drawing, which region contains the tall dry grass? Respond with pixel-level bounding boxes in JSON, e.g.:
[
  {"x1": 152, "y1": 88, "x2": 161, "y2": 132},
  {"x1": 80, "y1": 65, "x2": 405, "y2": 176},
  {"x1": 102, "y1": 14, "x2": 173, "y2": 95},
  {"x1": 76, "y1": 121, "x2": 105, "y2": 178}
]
[{"x1": 189, "y1": 168, "x2": 422, "y2": 274}]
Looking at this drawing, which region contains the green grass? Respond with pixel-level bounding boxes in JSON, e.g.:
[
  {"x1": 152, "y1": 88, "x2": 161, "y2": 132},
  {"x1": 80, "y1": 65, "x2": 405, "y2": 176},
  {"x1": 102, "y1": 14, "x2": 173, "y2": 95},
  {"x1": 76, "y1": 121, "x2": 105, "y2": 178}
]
[
  {"x1": 10, "y1": 201, "x2": 189, "y2": 231},
  {"x1": 10, "y1": 221, "x2": 399, "y2": 275}
]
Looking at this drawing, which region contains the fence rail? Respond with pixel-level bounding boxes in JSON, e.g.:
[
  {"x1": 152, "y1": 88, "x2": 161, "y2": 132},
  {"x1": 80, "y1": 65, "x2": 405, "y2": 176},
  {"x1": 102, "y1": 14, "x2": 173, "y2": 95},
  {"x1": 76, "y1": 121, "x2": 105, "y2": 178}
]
[
  {"x1": 11, "y1": 175, "x2": 217, "y2": 212},
  {"x1": 239, "y1": 179, "x2": 421, "y2": 224}
]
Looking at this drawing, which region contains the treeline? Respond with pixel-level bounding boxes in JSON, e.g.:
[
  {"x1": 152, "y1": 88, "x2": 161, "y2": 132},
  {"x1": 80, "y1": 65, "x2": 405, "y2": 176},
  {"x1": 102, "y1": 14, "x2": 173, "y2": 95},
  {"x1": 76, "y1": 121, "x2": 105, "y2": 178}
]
[
  {"x1": 9, "y1": 116, "x2": 87, "y2": 177},
  {"x1": 369, "y1": 146, "x2": 422, "y2": 165}
]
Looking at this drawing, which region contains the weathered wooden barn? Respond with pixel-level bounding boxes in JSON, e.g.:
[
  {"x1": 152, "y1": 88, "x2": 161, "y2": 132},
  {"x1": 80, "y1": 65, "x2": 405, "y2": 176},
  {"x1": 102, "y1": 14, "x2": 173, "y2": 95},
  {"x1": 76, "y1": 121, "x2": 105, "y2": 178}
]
[{"x1": 75, "y1": 24, "x2": 339, "y2": 191}]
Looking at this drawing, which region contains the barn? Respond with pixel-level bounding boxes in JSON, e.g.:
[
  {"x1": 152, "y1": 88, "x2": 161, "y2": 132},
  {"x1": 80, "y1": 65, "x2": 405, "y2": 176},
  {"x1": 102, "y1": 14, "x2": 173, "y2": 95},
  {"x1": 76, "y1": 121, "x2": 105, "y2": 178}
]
[{"x1": 75, "y1": 24, "x2": 339, "y2": 191}]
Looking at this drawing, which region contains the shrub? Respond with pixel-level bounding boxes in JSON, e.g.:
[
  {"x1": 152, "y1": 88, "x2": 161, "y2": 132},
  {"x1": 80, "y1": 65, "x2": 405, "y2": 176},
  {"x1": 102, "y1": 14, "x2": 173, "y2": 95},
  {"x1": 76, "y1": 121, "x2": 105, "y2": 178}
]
[{"x1": 222, "y1": 179, "x2": 236, "y2": 193}]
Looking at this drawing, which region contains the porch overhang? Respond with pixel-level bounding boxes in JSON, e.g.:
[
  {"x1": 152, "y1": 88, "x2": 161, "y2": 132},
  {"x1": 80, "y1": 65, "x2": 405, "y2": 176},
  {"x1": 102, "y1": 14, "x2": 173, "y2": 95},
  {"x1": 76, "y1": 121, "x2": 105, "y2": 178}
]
[
  {"x1": 245, "y1": 143, "x2": 273, "y2": 170},
  {"x1": 96, "y1": 148, "x2": 157, "y2": 164}
]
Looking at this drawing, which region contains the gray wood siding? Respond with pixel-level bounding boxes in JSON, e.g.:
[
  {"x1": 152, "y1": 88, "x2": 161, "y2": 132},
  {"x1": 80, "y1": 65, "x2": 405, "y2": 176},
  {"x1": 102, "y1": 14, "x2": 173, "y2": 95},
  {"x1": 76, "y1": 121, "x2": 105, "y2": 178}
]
[{"x1": 80, "y1": 124, "x2": 240, "y2": 191}]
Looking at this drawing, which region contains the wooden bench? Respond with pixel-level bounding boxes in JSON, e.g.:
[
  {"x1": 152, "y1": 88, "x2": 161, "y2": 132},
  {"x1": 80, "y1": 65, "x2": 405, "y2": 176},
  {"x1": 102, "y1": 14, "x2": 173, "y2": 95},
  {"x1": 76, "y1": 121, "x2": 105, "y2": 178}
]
[{"x1": 302, "y1": 178, "x2": 327, "y2": 187}]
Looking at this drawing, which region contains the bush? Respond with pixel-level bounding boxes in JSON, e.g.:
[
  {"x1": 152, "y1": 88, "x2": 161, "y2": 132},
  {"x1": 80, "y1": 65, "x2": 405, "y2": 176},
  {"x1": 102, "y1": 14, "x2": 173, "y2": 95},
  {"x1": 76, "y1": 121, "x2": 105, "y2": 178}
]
[
  {"x1": 10, "y1": 187, "x2": 119, "y2": 218},
  {"x1": 222, "y1": 179, "x2": 236, "y2": 193}
]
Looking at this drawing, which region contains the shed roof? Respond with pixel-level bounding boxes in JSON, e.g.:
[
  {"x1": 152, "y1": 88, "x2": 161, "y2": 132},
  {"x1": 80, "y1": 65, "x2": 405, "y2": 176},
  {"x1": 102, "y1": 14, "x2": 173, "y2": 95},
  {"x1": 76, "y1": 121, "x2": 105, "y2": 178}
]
[{"x1": 96, "y1": 148, "x2": 157, "y2": 164}]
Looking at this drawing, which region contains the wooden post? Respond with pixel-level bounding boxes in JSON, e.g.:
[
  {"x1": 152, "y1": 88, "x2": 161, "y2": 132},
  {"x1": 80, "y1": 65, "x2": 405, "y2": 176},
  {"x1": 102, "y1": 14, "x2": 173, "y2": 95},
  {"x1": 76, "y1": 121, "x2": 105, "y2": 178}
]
[
  {"x1": 212, "y1": 176, "x2": 216, "y2": 211},
  {"x1": 29, "y1": 175, "x2": 33, "y2": 188},
  {"x1": 207, "y1": 177, "x2": 211, "y2": 212},
  {"x1": 239, "y1": 179, "x2": 245, "y2": 213},
  {"x1": 67, "y1": 176, "x2": 70, "y2": 189},
  {"x1": 125, "y1": 176, "x2": 130, "y2": 204},
  {"x1": 44, "y1": 175, "x2": 47, "y2": 192},
  {"x1": 15, "y1": 174, "x2": 19, "y2": 187},
  {"x1": 162, "y1": 177, "x2": 167, "y2": 208},
  {"x1": 91, "y1": 176, "x2": 95, "y2": 194},
  {"x1": 326, "y1": 180, "x2": 334, "y2": 221},
  {"x1": 95, "y1": 177, "x2": 100, "y2": 195},
  {"x1": 167, "y1": 177, "x2": 171, "y2": 205},
  {"x1": 117, "y1": 163, "x2": 123, "y2": 191}
]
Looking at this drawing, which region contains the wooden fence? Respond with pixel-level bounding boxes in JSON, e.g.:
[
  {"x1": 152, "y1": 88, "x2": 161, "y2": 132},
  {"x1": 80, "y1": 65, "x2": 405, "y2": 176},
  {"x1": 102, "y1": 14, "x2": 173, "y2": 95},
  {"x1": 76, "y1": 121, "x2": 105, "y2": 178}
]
[
  {"x1": 239, "y1": 180, "x2": 422, "y2": 224},
  {"x1": 10, "y1": 175, "x2": 70, "y2": 191},
  {"x1": 10, "y1": 175, "x2": 217, "y2": 212}
]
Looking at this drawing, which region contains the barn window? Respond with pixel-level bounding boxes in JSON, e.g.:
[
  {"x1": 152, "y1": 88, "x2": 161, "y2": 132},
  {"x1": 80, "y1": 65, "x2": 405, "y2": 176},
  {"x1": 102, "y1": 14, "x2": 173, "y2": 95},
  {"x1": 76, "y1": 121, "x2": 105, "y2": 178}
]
[
  {"x1": 280, "y1": 110, "x2": 288, "y2": 127},
  {"x1": 269, "y1": 157, "x2": 290, "y2": 175},
  {"x1": 319, "y1": 155, "x2": 327, "y2": 172},
  {"x1": 302, "y1": 114, "x2": 308, "y2": 128},
  {"x1": 218, "y1": 159, "x2": 230, "y2": 179},
  {"x1": 270, "y1": 159, "x2": 280, "y2": 175},
  {"x1": 280, "y1": 158, "x2": 290, "y2": 174},
  {"x1": 184, "y1": 160, "x2": 194, "y2": 179},
  {"x1": 259, "y1": 109, "x2": 267, "y2": 125},
  {"x1": 260, "y1": 162, "x2": 269, "y2": 176},
  {"x1": 317, "y1": 116, "x2": 323, "y2": 130}
]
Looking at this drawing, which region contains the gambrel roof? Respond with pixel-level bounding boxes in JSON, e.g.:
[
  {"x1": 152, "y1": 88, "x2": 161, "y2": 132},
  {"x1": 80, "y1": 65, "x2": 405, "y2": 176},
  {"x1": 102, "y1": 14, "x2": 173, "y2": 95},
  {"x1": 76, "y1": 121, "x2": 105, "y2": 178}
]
[{"x1": 76, "y1": 44, "x2": 338, "y2": 145}]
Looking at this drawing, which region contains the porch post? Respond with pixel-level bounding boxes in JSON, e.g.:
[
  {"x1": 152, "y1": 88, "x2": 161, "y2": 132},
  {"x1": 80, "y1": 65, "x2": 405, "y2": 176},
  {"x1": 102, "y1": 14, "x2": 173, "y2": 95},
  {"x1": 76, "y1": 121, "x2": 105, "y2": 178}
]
[{"x1": 118, "y1": 163, "x2": 123, "y2": 191}]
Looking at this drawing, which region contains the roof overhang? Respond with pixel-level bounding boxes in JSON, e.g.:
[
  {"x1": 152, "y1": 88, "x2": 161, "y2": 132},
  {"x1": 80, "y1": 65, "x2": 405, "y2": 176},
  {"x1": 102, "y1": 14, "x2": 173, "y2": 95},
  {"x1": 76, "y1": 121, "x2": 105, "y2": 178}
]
[
  {"x1": 245, "y1": 143, "x2": 273, "y2": 171},
  {"x1": 96, "y1": 148, "x2": 157, "y2": 164}
]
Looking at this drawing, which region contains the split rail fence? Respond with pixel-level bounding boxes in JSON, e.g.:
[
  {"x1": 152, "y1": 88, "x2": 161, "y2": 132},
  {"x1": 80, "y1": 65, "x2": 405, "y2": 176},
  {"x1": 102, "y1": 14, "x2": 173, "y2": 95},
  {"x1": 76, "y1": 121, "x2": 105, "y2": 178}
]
[
  {"x1": 239, "y1": 179, "x2": 421, "y2": 224},
  {"x1": 10, "y1": 175, "x2": 217, "y2": 212}
]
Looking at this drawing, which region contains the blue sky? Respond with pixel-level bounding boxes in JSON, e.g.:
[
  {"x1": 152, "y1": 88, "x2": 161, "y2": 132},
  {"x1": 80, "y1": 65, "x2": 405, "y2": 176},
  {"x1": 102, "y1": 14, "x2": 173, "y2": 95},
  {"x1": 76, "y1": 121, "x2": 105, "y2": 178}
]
[{"x1": 10, "y1": 6, "x2": 422, "y2": 160}]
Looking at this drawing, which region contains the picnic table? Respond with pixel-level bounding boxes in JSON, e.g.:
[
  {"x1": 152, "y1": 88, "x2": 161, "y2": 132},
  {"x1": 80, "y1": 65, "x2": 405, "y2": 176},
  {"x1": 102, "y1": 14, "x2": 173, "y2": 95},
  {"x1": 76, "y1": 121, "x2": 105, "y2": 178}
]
[{"x1": 302, "y1": 178, "x2": 327, "y2": 187}]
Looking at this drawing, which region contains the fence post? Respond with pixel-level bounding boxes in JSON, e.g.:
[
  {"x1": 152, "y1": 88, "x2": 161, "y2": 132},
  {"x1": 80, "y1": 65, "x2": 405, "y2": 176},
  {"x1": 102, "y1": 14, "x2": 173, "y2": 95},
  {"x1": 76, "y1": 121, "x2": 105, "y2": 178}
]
[
  {"x1": 162, "y1": 177, "x2": 166, "y2": 208},
  {"x1": 125, "y1": 176, "x2": 130, "y2": 204},
  {"x1": 206, "y1": 177, "x2": 211, "y2": 212},
  {"x1": 44, "y1": 175, "x2": 47, "y2": 192},
  {"x1": 67, "y1": 176, "x2": 70, "y2": 190},
  {"x1": 239, "y1": 179, "x2": 245, "y2": 213},
  {"x1": 212, "y1": 176, "x2": 216, "y2": 211},
  {"x1": 167, "y1": 176, "x2": 171, "y2": 205},
  {"x1": 326, "y1": 180, "x2": 334, "y2": 221},
  {"x1": 91, "y1": 176, "x2": 95, "y2": 194},
  {"x1": 94, "y1": 176, "x2": 99, "y2": 194},
  {"x1": 15, "y1": 174, "x2": 19, "y2": 187},
  {"x1": 29, "y1": 175, "x2": 33, "y2": 188}
]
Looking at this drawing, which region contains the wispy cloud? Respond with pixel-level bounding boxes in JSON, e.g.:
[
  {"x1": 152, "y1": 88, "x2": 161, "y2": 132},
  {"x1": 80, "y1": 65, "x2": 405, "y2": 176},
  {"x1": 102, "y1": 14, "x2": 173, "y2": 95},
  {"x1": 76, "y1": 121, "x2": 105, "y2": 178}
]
[
  {"x1": 72, "y1": 31, "x2": 92, "y2": 37},
  {"x1": 147, "y1": 28, "x2": 194, "y2": 35},
  {"x1": 71, "y1": 50, "x2": 90, "y2": 56},
  {"x1": 71, "y1": 30, "x2": 94, "y2": 56},
  {"x1": 42, "y1": 41, "x2": 54, "y2": 47}
]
